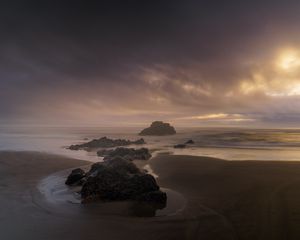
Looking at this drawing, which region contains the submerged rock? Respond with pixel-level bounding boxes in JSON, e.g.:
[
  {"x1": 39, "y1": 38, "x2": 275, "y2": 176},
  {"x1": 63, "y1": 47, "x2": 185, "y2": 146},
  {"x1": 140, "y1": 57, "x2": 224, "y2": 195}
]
[
  {"x1": 97, "y1": 147, "x2": 152, "y2": 161},
  {"x1": 174, "y1": 144, "x2": 186, "y2": 149},
  {"x1": 139, "y1": 121, "x2": 176, "y2": 136},
  {"x1": 174, "y1": 140, "x2": 194, "y2": 149},
  {"x1": 68, "y1": 137, "x2": 146, "y2": 150},
  {"x1": 65, "y1": 168, "x2": 85, "y2": 186},
  {"x1": 185, "y1": 139, "x2": 195, "y2": 144},
  {"x1": 66, "y1": 157, "x2": 166, "y2": 205}
]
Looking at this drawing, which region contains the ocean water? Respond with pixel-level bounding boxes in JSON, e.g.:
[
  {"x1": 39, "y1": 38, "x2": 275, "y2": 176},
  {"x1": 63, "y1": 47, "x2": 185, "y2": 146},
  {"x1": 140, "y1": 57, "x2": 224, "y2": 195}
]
[{"x1": 1, "y1": 125, "x2": 300, "y2": 161}]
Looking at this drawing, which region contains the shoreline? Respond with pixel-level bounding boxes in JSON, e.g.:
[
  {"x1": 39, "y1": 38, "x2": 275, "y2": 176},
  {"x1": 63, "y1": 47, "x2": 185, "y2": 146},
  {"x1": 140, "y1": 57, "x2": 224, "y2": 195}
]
[{"x1": 2, "y1": 151, "x2": 300, "y2": 239}]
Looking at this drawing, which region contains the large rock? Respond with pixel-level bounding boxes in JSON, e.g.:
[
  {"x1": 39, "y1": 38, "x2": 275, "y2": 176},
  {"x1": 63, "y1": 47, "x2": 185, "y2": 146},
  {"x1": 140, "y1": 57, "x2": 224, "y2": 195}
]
[
  {"x1": 68, "y1": 137, "x2": 146, "y2": 150},
  {"x1": 65, "y1": 168, "x2": 85, "y2": 185},
  {"x1": 139, "y1": 121, "x2": 176, "y2": 136},
  {"x1": 65, "y1": 157, "x2": 166, "y2": 204},
  {"x1": 97, "y1": 147, "x2": 152, "y2": 161}
]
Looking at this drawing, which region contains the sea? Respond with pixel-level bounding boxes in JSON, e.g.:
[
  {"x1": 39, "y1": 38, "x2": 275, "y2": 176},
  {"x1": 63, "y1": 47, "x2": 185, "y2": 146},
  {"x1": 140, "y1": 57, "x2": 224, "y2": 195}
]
[{"x1": 1, "y1": 125, "x2": 300, "y2": 162}]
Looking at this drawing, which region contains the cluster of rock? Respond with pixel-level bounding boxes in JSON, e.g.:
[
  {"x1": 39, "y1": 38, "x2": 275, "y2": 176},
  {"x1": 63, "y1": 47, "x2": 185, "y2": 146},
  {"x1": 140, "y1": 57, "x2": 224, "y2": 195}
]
[
  {"x1": 173, "y1": 139, "x2": 195, "y2": 149},
  {"x1": 68, "y1": 137, "x2": 145, "y2": 150},
  {"x1": 139, "y1": 121, "x2": 176, "y2": 136},
  {"x1": 65, "y1": 157, "x2": 167, "y2": 205},
  {"x1": 97, "y1": 147, "x2": 152, "y2": 161}
]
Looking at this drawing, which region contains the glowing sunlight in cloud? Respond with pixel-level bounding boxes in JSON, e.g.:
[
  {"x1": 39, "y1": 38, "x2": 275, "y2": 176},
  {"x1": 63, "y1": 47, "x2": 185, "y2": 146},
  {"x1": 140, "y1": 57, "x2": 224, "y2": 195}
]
[
  {"x1": 240, "y1": 77, "x2": 300, "y2": 97},
  {"x1": 277, "y1": 49, "x2": 300, "y2": 71},
  {"x1": 238, "y1": 49, "x2": 300, "y2": 97}
]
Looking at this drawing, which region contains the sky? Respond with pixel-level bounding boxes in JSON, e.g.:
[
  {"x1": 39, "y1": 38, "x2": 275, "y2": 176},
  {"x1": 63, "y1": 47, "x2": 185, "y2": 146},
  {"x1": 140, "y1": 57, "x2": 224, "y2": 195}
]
[{"x1": 1, "y1": 0, "x2": 300, "y2": 127}]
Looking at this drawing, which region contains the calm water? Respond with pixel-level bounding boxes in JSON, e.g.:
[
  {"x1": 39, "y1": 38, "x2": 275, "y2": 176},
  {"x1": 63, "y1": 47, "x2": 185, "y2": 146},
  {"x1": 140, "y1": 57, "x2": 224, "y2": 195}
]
[{"x1": 1, "y1": 125, "x2": 300, "y2": 161}]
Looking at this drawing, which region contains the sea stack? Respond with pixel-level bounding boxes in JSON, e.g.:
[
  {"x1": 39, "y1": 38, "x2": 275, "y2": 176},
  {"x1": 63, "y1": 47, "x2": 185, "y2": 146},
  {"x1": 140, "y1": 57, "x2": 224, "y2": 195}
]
[{"x1": 139, "y1": 121, "x2": 176, "y2": 136}]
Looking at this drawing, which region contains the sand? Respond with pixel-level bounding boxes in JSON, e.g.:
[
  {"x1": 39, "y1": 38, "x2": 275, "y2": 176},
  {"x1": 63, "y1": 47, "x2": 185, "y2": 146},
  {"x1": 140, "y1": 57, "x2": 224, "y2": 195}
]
[
  {"x1": 2, "y1": 151, "x2": 300, "y2": 239},
  {"x1": 150, "y1": 155, "x2": 300, "y2": 240}
]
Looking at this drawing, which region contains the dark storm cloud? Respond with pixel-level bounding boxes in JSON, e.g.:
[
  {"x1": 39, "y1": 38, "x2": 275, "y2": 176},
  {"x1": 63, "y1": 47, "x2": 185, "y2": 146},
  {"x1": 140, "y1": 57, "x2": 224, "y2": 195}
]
[{"x1": 1, "y1": 0, "x2": 300, "y2": 125}]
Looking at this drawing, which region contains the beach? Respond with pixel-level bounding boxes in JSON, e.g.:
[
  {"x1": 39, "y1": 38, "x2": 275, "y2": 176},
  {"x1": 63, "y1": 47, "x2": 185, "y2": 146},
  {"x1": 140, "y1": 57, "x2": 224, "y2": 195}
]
[
  {"x1": 2, "y1": 151, "x2": 300, "y2": 239},
  {"x1": 151, "y1": 155, "x2": 300, "y2": 239},
  {"x1": 3, "y1": 1, "x2": 300, "y2": 239}
]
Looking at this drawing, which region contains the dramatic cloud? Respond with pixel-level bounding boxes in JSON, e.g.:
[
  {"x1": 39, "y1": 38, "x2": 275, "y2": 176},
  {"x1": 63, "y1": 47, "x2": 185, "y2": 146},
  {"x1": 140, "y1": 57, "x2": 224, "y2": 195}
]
[{"x1": 1, "y1": 1, "x2": 300, "y2": 126}]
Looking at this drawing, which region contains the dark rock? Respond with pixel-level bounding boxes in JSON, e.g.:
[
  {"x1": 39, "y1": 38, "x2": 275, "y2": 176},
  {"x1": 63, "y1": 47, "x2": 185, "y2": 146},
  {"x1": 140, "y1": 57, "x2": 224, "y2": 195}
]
[
  {"x1": 105, "y1": 156, "x2": 141, "y2": 174},
  {"x1": 139, "y1": 121, "x2": 176, "y2": 136},
  {"x1": 86, "y1": 158, "x2": 140, "y2": 178},
  {"x1": 128, "y1": 174, "x2": 160, "y2": 193},
  {"x1": 65, "y1": 168, "x2": 85, "y2": 185},
  {"x1": 77, "y1": 157, "x2": 166, "y2": 204},
  {"x1": 81, "y1": 172, "x2": 160, "y2": 202},
  {"x1": 185, "y1": 139, "x2": 195, "y2": 144},
  {"x1": 174, "y1": 144, "x2": 186, "y2": 148},
  {"x1": 97, "y1": 147, "x2": 151, "y2": 161},
  {"x1": 68, "y1": 137, "x2": 145, "y2": 151}
]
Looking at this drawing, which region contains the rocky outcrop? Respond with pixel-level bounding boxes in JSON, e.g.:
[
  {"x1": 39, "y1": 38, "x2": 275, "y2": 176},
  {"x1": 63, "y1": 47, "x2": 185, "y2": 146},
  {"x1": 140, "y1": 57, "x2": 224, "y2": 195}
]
[
  {"x1": 68, "y1": 137, "x2": 146, "y2": 150},
  {"x1": 65, "y1": 168, "x2": 85, "y2": 185},
  {"x1": 139, "y1": 121, "x2": 176, "y2": 136},
  {"x1": 65, "y1": 157, "x2": 167, "y2": 205},
  {"x1": 97, "y1": 147, "x2": 152, "y2": 161}
]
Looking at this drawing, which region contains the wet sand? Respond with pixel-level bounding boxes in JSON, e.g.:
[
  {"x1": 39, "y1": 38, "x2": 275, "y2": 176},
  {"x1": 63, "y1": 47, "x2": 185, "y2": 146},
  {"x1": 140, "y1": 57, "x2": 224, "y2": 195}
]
[
  {"x1": 150, "y1": 155, "x2": 300, "y2": 240},
  {"x1": 2, "y1": 151, "x2": 300, "y2": 239}
]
